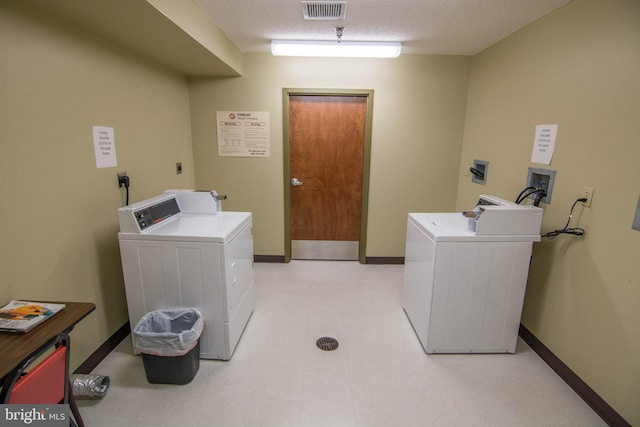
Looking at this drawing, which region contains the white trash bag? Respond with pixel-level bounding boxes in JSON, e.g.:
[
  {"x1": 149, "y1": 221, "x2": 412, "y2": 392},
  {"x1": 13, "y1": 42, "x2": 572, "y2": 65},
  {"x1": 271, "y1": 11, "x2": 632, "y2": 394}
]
[{"x1": 133, "y1": 308, "x2": 203, "y2": 357}]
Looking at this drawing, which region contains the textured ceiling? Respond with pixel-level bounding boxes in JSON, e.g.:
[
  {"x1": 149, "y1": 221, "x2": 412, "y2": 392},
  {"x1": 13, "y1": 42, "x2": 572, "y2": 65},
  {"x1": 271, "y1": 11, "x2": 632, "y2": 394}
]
[{"x1": 193, "y1": 0, "x2": 571, "y2": 55}]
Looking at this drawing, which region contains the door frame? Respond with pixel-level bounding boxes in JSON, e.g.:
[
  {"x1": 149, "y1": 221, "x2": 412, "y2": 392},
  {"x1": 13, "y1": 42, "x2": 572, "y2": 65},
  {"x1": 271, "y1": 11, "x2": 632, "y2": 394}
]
[{"x1": 283, "y1": 88, "x2": 374, "y2": 263}]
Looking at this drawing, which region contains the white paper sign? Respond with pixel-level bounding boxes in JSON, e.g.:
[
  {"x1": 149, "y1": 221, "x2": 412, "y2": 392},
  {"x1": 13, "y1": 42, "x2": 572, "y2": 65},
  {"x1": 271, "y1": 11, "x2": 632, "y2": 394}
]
[
  {"x1": 531, "y1": 124, "x2": 557, "y2": 165},
  {"x1": 93, "y1": 126, "x2": 118, "y2": 168},
  {"x1": 216, "y1": 111, "x2": 270, "y2": 157}
]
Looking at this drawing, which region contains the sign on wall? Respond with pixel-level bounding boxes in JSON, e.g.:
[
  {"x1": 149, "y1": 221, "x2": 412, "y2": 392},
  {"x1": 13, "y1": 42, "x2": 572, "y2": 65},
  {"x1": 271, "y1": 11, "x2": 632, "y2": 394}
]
[
  {"x1": 531, "y1": 124, "x2": 557, "y2": 165},
  {"x1": 92, "y1": 125, "x2": 118, "y2": 168},
  {"x1": 216, "y1": 111, "x2": 270, "y2": 157}
]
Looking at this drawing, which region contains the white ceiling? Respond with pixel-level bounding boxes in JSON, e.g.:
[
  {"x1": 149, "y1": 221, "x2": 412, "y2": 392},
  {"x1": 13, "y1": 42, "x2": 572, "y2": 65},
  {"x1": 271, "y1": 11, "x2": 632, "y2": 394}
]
[
  {"x1": 193, "y1": 0, "x2": 571, "y2": 55},
  {"x1": 25, "y1": 0, "x2": 572, "y2": 76}
]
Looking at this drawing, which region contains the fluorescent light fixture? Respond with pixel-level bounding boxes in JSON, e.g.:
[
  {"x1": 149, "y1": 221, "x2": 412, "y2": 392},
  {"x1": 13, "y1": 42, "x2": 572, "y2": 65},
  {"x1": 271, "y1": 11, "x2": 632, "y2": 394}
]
[{"x1": 271, "y1": 40, "x2": 401, "y2": 58}]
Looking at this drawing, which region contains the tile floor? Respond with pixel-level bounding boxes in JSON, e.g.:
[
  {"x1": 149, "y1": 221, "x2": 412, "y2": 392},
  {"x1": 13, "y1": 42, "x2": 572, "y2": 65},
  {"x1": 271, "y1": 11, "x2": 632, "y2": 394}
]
[{"x1": 77, "y1": 261, "x2": 605, "y2": 426}]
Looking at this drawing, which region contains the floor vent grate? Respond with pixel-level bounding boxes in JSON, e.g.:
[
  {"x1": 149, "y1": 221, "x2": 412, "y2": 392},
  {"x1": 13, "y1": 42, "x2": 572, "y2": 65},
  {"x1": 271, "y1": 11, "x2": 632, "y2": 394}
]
[{"x1": 316, "y1": 337, "x2": 339, "y2": 351}]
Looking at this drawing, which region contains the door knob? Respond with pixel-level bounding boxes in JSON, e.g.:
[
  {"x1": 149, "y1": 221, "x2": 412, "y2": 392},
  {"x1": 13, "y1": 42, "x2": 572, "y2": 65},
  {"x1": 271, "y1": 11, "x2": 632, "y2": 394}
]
[{"x1": 291, "y1": 177, "x2": 304, "y2": 186}]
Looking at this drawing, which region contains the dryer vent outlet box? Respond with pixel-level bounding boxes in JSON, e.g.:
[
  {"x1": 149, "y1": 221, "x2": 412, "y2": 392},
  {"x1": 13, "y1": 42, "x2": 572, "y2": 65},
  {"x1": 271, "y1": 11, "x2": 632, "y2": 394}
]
[
  {"x1": 526, "y1": 167, "x2": 556, "y2": 204},
  {"x1": 471, "y1": 160, "x2": 489, "y2": 185}
]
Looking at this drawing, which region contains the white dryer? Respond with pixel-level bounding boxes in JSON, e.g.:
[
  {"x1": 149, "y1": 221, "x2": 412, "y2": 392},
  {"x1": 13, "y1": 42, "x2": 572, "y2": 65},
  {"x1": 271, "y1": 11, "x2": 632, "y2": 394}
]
[
  {"x1": 403, "y1": 195, "x2": 542, "y2": 354},
  {"x1": 118, "y1": 191, "x2": 254, "y2": 360}
]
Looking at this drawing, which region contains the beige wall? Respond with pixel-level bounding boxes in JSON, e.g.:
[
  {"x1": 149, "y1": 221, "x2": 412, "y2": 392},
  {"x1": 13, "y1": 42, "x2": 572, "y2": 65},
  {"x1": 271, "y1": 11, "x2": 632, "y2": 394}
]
[
  {"x1": 189, "y1": 53, "x2": 471, "y2": 257},
  {"x1": 3, "y1": 0, "x2": 637, "y2": 423},
  {"x1": 0, "y1": 1, "x2": 195, "y2": 368},
  {"x1": 457, "y1": 0, "x2": 640, "y2": 423}
]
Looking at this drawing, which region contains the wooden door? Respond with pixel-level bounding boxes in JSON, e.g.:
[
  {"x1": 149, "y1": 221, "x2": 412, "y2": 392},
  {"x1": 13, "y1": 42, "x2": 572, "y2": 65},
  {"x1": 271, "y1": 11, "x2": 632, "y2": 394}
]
[{"x1": 288, "y1": 95, "x2": 367, "y2": 260}]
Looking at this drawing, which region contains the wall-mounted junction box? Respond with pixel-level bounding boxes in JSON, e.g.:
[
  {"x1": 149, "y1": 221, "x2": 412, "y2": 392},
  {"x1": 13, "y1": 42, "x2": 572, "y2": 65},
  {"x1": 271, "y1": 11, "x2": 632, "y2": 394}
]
[
  {"x1": 471, "y1": 160, "x2": 489, "y2": 185},
  {"x1": 526, "y1": 167, "x2": 556, "y2": 204}
]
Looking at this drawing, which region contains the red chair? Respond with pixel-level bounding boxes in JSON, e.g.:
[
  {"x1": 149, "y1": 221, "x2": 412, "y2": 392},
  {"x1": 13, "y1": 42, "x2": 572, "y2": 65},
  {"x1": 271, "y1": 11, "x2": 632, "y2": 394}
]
[{"x1": 0, "y1": 333, "x2": 83, "y2": 426}]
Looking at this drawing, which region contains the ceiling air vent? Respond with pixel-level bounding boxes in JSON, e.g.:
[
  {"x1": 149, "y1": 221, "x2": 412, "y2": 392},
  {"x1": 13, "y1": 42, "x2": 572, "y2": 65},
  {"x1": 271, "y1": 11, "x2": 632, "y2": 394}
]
[{"x1": 302, "y1": 1, "x2": 347, "y2": 20}]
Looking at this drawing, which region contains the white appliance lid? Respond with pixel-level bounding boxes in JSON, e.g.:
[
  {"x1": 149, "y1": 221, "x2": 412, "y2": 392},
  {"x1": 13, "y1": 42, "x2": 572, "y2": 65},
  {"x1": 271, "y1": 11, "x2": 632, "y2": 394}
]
[
  {"x1": 118, "y1": 212, "x2": 251, "y2": 243},
  {"x1": 408, "y1": 213, "x2": 541, "y2": 242}
]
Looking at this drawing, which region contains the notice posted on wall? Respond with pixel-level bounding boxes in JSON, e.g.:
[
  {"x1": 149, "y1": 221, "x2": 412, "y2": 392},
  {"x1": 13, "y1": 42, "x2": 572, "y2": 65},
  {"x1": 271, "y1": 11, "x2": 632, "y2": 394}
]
[
  {"x1": 93, "y1": 125, "x2": 118, "y2": 168},
  {"x1": 216, "y1": 111, "x2": 270, "y2": 157},
  {"x1": 531, "y1": 124, "x2": 557, "y2": 165}
]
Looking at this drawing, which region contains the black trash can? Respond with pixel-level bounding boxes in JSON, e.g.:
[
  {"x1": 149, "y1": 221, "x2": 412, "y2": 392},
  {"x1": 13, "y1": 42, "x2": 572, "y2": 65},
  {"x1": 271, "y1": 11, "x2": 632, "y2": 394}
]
[{"x1": 132, "y1": 308, "x2": 203, "y2": 385}]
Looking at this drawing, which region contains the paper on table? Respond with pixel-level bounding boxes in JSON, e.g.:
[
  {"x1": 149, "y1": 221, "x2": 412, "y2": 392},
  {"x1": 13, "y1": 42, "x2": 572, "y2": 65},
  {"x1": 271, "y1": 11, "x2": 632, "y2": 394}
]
[{"x1": 0, "y1": 300, "x2": 66, "y2": 333}]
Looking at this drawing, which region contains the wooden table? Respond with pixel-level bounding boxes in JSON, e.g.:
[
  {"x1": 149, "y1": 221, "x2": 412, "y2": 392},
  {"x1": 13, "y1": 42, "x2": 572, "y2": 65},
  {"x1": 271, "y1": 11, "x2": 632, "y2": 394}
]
[
  {"x1": 0, "y1": 302, "x2": 96, "y2": 381},
  {"x1": 0, "y1": 302, "x2": 96, "y2": 382},
  {"x1": 0, "y1": 301, "x2": 95, "y2": 427}
]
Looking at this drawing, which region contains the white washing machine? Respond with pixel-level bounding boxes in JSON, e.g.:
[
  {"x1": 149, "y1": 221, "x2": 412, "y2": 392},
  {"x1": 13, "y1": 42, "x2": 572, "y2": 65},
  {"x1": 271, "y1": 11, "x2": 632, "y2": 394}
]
[
  {"x1": 118, "y1": 190, "x2": 254, "y2": 360},
  {"x1": 403, "y1": 195, "x2": 542, "y2": 354}
]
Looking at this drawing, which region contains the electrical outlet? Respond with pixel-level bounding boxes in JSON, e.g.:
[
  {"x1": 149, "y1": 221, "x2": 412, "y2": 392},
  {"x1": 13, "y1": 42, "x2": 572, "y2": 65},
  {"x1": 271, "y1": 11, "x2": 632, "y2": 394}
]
[
  {"x1": 117, "y1": 171, "x2": 128, "y2": 188},
  {"x1": 582, "y1": 187, "x2": 594, "y2": 207},
  {"x1": 176, "y1": 162, "x2": 182, "y2": 175}
]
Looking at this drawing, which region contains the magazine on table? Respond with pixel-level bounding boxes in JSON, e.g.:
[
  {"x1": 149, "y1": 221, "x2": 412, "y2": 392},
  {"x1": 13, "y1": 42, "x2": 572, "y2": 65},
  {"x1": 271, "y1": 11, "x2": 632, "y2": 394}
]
[{"x1": 0, "y1": 300, "x2": 66, "y2": 333}]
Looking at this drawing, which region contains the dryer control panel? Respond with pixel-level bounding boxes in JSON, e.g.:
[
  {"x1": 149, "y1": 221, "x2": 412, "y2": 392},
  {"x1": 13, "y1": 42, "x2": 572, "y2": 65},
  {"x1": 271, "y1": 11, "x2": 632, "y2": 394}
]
[
  {"x1": 133, "y1": 198, "x2": 180, "y2": 231},
  {"x1": 118, "y1": 194, "x2": 181, "y2": 233}
]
